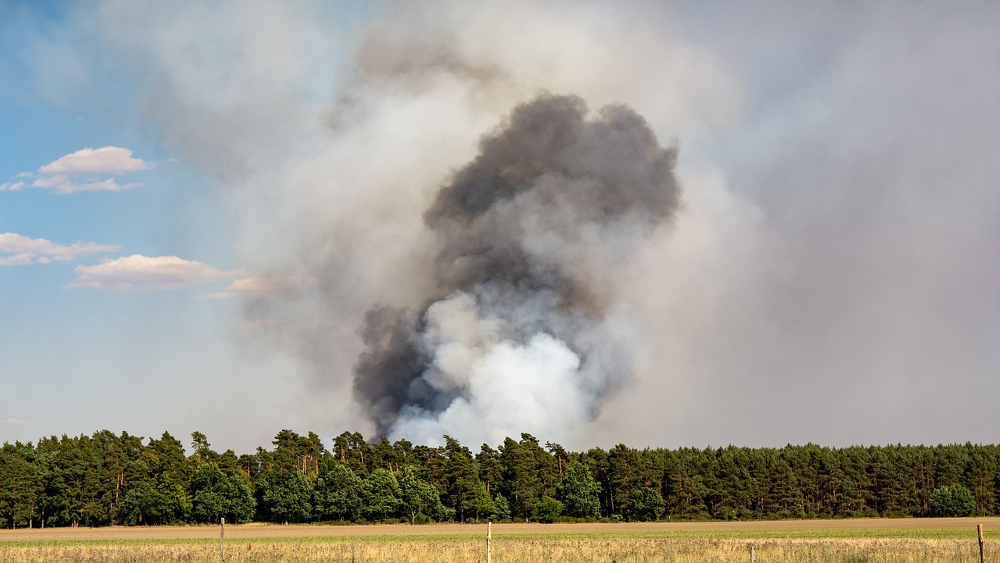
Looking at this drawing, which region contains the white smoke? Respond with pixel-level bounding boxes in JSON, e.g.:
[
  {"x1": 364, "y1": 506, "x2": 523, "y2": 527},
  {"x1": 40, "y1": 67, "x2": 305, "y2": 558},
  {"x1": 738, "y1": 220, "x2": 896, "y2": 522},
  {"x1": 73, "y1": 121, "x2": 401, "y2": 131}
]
[{"x1": 398, "y1": 291, "x2": 589, "y2": 446}]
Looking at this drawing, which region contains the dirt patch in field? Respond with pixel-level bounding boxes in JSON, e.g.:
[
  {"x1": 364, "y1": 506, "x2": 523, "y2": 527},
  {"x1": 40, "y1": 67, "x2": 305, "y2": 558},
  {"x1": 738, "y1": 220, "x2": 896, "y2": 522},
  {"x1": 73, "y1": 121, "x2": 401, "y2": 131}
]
[{"x1": 2, "y1": 518, "x2": 999, "y2": 543}]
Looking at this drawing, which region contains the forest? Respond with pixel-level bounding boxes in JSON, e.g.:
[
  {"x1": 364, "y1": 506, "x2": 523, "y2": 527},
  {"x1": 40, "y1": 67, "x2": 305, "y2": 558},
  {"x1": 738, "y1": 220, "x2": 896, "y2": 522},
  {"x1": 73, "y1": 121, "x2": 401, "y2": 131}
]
[{"x1": 1, "y1": 430, "x2": 997, "y2": 528}]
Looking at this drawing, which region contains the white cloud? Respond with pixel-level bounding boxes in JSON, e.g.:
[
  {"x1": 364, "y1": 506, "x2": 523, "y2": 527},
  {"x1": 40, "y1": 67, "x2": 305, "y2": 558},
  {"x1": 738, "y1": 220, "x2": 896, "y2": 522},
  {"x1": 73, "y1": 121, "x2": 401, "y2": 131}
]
[
  {"x1": 2, "y1": 418, "x2": 35, "y2": 426},
  {"x1": 66, "y1": 254, "x2": 233, "y2": 291},
  {"x1": 198, "y1": 274, "x2": 318, "y2": 300},
  {"x1": 39, "y1": 146, "x2": 151, "y2": 176},
  {"x1": 0, "y1": 232, "x2": 120, "y2": 266},
  {"x1": 0, "y1": 181, "x2": 25, "y2": 191},
  {"x1": 30, "y1": 146, "x2": 152, "y2": 194}
]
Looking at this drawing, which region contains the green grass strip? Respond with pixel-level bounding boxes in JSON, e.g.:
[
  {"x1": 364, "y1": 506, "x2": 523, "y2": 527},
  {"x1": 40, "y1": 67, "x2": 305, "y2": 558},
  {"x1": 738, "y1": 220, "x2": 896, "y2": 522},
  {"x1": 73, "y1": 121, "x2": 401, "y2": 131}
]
[{"x1": 1, "y1": 526, "x2": 995, "y2": 547}]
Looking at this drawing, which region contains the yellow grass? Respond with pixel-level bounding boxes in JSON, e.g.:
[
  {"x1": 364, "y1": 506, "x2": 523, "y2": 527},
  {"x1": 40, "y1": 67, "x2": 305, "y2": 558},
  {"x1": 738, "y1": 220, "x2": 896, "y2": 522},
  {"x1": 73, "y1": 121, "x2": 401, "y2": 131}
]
[
  {"x1": 0, "y1": 536, "x2": 992, "y2": 563},
  {"x1": 1, "y1": 519, "x2": 997, "y2": 562}
]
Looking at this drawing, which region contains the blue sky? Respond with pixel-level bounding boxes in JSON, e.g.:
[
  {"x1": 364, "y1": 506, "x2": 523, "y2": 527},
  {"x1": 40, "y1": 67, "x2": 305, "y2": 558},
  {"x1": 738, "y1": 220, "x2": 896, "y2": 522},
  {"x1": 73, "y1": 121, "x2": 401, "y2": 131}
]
[
  {"x1": 0, "y1": 0, "x2": 331, "y2": 450},
  {"x1": 1, "y1": 1, "x2": 997, "y2": 453}
]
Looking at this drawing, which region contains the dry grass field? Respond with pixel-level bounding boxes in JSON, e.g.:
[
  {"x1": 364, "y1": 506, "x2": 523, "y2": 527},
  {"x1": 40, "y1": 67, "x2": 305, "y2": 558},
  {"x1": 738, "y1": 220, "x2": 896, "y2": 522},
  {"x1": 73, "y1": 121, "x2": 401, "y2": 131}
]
[{"x1": 1, "y1": 518, "x2": 997, "y2": 562}]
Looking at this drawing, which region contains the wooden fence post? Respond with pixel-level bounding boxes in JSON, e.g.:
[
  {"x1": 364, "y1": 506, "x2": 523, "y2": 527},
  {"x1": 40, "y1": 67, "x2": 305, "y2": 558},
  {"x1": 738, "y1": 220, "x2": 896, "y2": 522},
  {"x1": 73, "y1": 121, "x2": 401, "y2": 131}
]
[
  {"x1": 220, "y1": 517, "x2": 226, "y2": 563},
  {"x1": 750, "y1": 543, "x2": 756, "y2": 563},
  {"x1": 979, "y1": 524, "x2": 985, "y2": 563},
  {"x1": 487, "y1": 521, "x2": 492, "y2": 563}
]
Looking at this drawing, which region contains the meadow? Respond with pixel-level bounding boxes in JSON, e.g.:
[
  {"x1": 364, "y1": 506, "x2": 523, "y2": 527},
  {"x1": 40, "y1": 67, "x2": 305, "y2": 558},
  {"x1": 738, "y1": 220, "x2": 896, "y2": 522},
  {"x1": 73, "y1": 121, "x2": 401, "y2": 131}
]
[{"x1": 1, "y1": 519, "x2": 996, "y2": 563}]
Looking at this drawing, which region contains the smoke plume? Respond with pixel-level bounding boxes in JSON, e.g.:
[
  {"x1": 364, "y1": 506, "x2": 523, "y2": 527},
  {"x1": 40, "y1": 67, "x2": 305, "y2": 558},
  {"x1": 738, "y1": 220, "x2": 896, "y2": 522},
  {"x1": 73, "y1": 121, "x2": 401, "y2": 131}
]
[
  {"x1": 353, "y1": 93, "x2": 680, "y2": 444},
  {"x1": 19, "y1": 1, "x2": 995, "y2": 452}
]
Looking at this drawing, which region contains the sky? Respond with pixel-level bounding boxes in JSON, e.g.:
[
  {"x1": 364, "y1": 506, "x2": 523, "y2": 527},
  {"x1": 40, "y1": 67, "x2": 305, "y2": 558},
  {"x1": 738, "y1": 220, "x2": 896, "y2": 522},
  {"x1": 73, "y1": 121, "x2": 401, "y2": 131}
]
[{"x1": 0, "y1": 0, "x2": 997, "y2": 454}]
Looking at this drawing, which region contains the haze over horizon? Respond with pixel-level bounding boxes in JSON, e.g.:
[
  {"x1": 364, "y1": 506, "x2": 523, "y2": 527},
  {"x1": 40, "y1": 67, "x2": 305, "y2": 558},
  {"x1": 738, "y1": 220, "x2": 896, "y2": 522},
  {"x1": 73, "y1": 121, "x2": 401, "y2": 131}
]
[{"x1": 1, "y1": 0, "x2": 997, "y2": 454}]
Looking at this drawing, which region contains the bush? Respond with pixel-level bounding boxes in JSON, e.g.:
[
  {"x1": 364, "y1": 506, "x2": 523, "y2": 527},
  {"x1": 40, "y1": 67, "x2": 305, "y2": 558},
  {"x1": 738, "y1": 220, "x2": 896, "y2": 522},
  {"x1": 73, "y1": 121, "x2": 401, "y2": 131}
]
[
  {"x1": 490, "y1": 493, "x2": 511, "y2": 521},
  {"x1": 623, "y1": 487, "x2": 665, "y2": 522},
  {"x1": 414, "y1": 513, "x2": 433, "y2": 524},
  {"x1": 929, "y1": 484, "x2": 975, "y2": 517},
  {"x1": 535, "y1": 496, "x2": 563, "y2": 523}
]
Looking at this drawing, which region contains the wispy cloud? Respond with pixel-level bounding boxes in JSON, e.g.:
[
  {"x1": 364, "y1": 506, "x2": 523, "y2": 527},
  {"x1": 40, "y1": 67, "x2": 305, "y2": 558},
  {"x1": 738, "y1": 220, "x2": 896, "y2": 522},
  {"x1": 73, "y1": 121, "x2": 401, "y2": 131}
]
[
  {"x1": 0, "y1": 232, "x2": 120, "y2": 266},
  {"x1": 61, "y1": 253, "x2": 315, "y2": 297},
  {"x1": 66, "y1": 254, "x2": 236, "y2": 291},
  {"x1": 29, "y1": 146, "x2": 153, "y2": 194},
  {"x1": 2, "y1": 418, "x2": 35, "y2": 426},
  {"x1": 197, "y1": 274, "x2": 318, "y2": 300},
  {"x1": 32, "y1": 176, "x2": 141, "y2": 194},
  {"x1": 0, "y1": 181, "x2": 25, "y2": 191}
]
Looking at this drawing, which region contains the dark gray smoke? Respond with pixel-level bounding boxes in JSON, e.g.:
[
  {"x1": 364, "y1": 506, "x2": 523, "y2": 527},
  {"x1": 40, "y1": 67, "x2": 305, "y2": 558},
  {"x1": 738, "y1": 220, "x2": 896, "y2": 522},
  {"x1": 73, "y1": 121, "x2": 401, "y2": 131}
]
[{"x1": 353, "y1": 93, "x2": 681, "y2": 442}]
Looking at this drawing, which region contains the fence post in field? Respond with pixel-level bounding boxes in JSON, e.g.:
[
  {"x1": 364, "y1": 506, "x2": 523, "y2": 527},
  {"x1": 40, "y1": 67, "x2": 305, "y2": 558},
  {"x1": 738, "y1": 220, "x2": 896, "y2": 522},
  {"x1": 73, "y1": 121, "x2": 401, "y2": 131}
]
[
  {"x1": 487, "y1": 521, "x2": 492, "y2": 563},
  {"x1": 750, "y1": 543, "x2": 756, "y2": 563},
  {"x1": 220, "y1": 517, "x2": 226, "y2": 563},
  {"x1": 979, "y1": 524, "x2": 985, "y2": 563}
]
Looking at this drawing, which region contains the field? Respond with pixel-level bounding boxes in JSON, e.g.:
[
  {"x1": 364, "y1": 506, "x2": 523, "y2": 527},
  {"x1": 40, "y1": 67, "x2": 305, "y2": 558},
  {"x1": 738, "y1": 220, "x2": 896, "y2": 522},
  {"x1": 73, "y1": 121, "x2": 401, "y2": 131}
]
[{"x1": 1, "y1": 518, "x2": 997, "y2": 562}]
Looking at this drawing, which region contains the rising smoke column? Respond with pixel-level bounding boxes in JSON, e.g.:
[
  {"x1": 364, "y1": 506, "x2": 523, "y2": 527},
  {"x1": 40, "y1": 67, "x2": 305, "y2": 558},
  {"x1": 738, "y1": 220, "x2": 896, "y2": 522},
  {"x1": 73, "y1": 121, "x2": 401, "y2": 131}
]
[{"x1": 353, "y1": 93, "x2": 681, "y2": 444}]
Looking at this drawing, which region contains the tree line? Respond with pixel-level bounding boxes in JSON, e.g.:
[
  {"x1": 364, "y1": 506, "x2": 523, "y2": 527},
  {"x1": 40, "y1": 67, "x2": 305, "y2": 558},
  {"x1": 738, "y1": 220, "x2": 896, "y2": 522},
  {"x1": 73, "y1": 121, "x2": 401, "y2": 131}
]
[{"x1": 0, "y1": 430, "x2": 996, "y2": 528}]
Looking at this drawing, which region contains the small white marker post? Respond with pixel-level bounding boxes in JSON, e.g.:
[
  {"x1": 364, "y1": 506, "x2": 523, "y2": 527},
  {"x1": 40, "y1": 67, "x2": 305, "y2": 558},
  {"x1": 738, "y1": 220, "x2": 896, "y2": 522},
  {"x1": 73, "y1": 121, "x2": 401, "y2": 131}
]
[
  {"x1": 750, "y1": 543, "x2": 756, "y2": 563},
  {"x1": 220, "y1": 517, "x2": 225, "y2": 563},
  {"x1": 487, "y1": 521, "x2": 492, "y2": 563}
]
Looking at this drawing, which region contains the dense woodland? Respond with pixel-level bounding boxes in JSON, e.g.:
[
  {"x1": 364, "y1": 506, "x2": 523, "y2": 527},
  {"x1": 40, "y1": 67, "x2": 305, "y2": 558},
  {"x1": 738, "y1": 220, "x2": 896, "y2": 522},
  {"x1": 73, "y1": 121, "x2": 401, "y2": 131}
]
[{"x1": 1, "y1": 430, "x2": 997, "y2": 528}]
